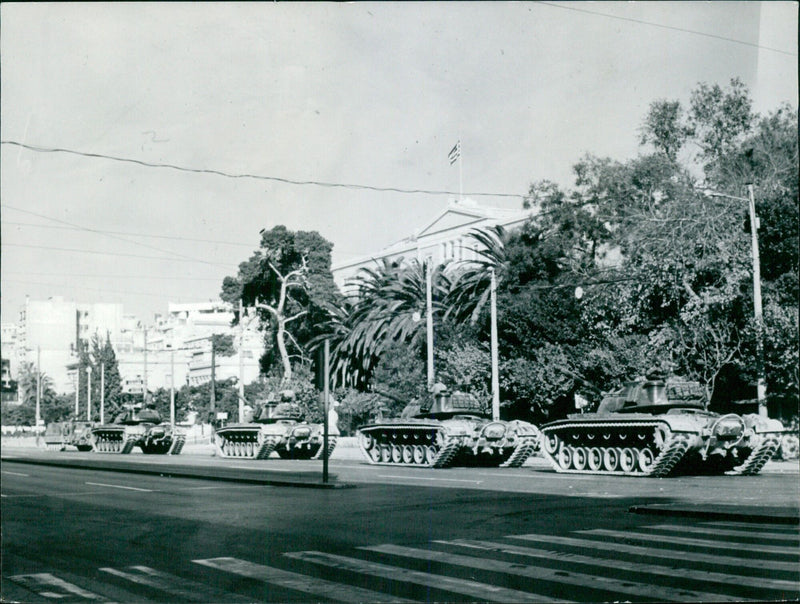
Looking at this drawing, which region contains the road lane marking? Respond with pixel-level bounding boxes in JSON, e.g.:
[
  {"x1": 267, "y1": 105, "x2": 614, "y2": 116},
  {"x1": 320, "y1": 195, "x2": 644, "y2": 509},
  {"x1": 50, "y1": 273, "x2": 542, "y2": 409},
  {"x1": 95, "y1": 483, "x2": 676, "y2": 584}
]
[
  {"x1": 363, "y1": 543, "x2": 748, "y2": 603},
  {"x1": 645, "y1": 524, "x2": 800, "y2": 542},
  {"x1": 2, "y1": 470, "x2": 30, "y2": 476},
  {"x1": 377, "y1": 474, "x2": 482, "y2": 484},
  {"x1": 443, "y1": 538, "x2": 800, "y2": 594},
  {"x1": 511, "y1": 533, "x2": 800, "y2": 573},
  {"x1": 8, "y1": 573, "x2": 107, "y2": 600},
  {"x1": 285, "y1": 550, "x2": 553, "y2": 603},
  {"x1": 100, "y1": 565, "x2": 251, "y2": 602},
  {"x1": 85, "y1": 482, "x2": 153, "y2": 492},
  {"x1": 193, "y1": 557, "x2": 415, "y2": 603},
  {"x1": 583, "y1": 529, "x2": 800, "y2": 557}
]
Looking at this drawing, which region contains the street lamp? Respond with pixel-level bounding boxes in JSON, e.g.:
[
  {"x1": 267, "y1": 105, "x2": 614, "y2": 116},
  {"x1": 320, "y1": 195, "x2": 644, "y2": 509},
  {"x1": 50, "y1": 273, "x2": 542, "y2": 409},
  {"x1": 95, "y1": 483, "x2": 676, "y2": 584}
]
[{"x1": 704, "y1": 184, "x2": 767, "y2": 418}]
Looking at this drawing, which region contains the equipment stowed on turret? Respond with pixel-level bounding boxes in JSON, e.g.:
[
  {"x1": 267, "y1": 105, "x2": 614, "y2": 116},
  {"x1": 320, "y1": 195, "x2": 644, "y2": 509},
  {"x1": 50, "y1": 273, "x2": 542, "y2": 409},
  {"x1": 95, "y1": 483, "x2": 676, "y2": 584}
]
[
  {"x1": 214, "y1": 390, "x2": 334, "y2": 460},
  {"x1": 539, "y1": 372, "x2": 784, "y2": 477},
  {"x1": 91, "y1": 403, "x2": 185, "y2": 455}
]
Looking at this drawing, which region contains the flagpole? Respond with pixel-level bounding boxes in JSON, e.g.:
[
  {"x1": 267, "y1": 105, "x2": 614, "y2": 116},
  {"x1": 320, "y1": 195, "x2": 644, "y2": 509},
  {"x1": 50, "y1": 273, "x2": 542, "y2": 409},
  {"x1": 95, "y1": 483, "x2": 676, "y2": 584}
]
[{"x1": 459, "y1": 141, "x2": 463, "y2": 202}]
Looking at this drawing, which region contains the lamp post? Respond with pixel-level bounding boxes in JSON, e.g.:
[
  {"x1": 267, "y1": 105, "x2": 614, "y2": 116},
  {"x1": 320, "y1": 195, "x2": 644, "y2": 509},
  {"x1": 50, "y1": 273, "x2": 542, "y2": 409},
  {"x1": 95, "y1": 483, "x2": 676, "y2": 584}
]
[{"x1": 704, "y1": 184, "x2": 767, "y2": 418}]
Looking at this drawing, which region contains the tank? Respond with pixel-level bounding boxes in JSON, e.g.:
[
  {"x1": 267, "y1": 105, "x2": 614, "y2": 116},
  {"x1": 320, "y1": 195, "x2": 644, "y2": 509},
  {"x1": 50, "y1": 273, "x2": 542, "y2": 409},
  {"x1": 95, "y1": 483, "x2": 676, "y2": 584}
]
[
  {"x1": 214, "y1": 390, "x2": 334, "y2": 460},
  {"x1": 43, "y1": 420, "x2": 94, "y2": 451},
  {"x1": 356, "y1": 384, "x2": 540, "y2": 468},
  {"x1": 539, "y1": 374, "x2": 784, "y2": 477},
  {"x1": 91, "y1": 405, "x2": 185, "y2": 455}
]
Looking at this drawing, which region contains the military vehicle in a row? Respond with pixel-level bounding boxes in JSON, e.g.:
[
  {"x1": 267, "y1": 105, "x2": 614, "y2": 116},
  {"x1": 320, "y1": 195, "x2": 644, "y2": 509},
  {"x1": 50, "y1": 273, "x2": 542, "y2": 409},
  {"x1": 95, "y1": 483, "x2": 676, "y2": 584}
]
[
  {"x1": 540, "y1": 373, "x2": 784, "y2": 477},
  {"x1": 357, "y1": 384, "x2": 540, "y2": 468},
  {"x1": 214, "y1": 390, "x2": 334, "y2": 460},
  {"x1": 43, "y1": 420, "x2": 94, "y2": 451},
  {"x1": 91, "y1": 404, "x2": 185, "y2": 455}
]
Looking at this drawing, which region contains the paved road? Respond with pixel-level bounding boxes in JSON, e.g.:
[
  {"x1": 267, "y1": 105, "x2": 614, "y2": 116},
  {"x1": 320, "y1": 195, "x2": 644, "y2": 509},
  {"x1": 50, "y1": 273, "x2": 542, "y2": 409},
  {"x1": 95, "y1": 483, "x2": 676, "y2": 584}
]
[{"x1": 2, "y1": 448, "x2": 798, "y2": 603}]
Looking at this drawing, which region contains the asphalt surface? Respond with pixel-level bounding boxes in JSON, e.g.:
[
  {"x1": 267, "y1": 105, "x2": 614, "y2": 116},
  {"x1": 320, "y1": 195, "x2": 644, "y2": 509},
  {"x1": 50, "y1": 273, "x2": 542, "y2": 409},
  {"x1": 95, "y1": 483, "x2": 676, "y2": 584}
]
[{"x1": 2, "y1": 441, "x2": 799, "y2": 603}]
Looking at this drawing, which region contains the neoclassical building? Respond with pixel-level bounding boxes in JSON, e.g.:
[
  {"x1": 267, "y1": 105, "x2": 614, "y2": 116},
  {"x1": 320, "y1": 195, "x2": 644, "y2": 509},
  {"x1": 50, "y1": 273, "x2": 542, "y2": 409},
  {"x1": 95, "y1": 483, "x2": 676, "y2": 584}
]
[{"x1": 332, "y1": 198, "x2": 536, "y2": 293}]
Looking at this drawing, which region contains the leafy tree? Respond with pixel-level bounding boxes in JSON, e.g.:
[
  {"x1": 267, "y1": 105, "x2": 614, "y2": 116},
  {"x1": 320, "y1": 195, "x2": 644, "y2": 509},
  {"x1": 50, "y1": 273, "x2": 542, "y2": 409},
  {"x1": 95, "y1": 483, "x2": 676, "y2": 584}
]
[{"x1": 221, "y1": 226, "x2": 339, "y2": 382}]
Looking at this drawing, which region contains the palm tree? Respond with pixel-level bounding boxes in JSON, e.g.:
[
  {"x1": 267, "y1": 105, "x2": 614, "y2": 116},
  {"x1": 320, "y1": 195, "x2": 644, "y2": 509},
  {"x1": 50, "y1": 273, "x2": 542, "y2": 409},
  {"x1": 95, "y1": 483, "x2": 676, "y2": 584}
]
[
  {"x1": 317, "y1": 258, "x2": 452, "y2": 388},
  {"x1": 445, "y1": 225, "x2": 510, "y2": 324}
]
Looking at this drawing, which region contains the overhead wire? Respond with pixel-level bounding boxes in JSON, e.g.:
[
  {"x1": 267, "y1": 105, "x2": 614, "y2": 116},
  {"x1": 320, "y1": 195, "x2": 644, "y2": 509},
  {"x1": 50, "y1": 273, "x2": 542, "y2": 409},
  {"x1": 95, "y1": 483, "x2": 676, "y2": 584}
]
[
  {"x1": 1, "y1": 140, "x2": 525, "y2": 199},
  {"x1": 534, "y1": 1, "x2": 797, "y2": 57}
]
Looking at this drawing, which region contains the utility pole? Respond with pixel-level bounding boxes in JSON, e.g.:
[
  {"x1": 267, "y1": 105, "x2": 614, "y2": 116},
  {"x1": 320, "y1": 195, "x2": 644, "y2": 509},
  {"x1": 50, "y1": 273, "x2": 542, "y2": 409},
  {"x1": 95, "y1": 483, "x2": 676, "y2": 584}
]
[
  {"x1": 170, "y1": 344, "x2": 175, "y2": 429},
  {"x1": 100, "y1": 362, "x2": 105, "y2": 424},
  {"x1": 142, "y1": 327, "x2": 148, "y2": 405},
  {"x1": 425, "y1": 260, "x2": 435, "y2": 390},
  {"x1": 86, "y1": 365, "x2": 92, "y2": 421},
  {"x1": 74, "y1": 371, "x2": 79, "y2": 417},
  {"x1": 322, "y1": 339, "x2": 330, "y2": 484},
  {"x1": 490, "y1": 269, "x2": 500, "y2": 421},
  {"x1": 747, "y1": 184, "x2": 767, "y2": 417},
  {"x1": 210, "y1": 336, "x2": 216, "y2": 415},
  {"x1": 704, "y1": 185, "x2": 767, "y2": 418},
  {"x1": 35, "y1": 346, "x2": 41, "y2": 445},
  {"x1": 238, "y1": 301, "x2": 245, "y2": 423}
]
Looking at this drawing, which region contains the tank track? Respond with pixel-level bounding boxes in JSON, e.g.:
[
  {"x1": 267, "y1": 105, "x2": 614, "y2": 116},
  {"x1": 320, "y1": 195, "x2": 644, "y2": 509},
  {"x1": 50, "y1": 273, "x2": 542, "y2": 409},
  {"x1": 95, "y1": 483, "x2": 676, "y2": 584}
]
[
  {"x1": 730, "y1": 433, "x2": 781, "y2": 475},
  {"x1": 256, "y1": 436, "x2": 279, "y2": 459},
  {"x1": 312, "y1": 437, "x2": 337, "y2": 460},
  {"x1": 168, "y1": 434, "x2": 186, "y2": 455},
  {"x1": 648, "y1": 433, "x2": 691, "y2": 477},
  {"x1": 92, "y1": 430, "x2": 127, "y2": 453},
  {"x1": 541, "y1": 421, "x2": 692, "y2": 477},
  {"x1": 432, "y1": 435, "x2": 466, "y2": 468},
  {"x1": 499, "y1": 436, "x2": 539, "y2": 468},
  {"x1": 120, "y1": 435, "x2": 136, "y2": 454}
]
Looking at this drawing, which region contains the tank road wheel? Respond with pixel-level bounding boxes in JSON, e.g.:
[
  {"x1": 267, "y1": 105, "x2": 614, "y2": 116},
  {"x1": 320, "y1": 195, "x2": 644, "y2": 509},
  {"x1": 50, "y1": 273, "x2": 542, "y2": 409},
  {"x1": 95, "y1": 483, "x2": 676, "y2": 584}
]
[
  {"x1": 557, "y1": 445, "x2": 573, "y2": 470},
  {"x1": 412, "y1": 445, "x2": 425, "y2": 464},
  {"x1": 638, "y1": 448, "x2": 656, "y2": 473},
  {"x1": 401, "y1": 445, "x2": 414, "y2": 464},
  {"x1": 359, "y1": 432, "x2": 374, "y2": 452},
  {"x1": 246, "y1": 441, "x2": 255, "y2": 457},
  {"x1": 424, "y1": 445, "x2": 438, "y2": 465},
  {"x1": 370, "y1": 447, "x2": 382, "y2": 462},
  {"x1": 620, "y1": 448, "x2": 638, "y2": 473},
  {"x1": 543, "y1": 433, "x2": 560, "y2": 455},
  {"x1": 380, "y1": 445, "x2": 392, "y2": 463},
  {"x1": 391, "y1": 444, "x2": 403, "y2": 463},
  {"x1": 603, "y1": 447, "x2": 620, "y2": 471},
  {"x1": 572, "y1": 447, "x2": 588, "y2": 471},
  {"x1": 587, "y1": 447, "x2": 603, "y2": 471}
]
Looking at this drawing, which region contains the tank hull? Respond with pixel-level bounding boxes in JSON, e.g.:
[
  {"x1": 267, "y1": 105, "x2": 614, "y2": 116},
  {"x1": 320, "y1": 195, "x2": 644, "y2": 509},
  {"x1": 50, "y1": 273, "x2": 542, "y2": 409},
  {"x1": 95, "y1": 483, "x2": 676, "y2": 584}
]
[
  {"x1": 357, "y1": 417, "x2": 540, "y2": 468},
  {"x1": 43, "y1": 421, "x2": 94, "y2": 451},
  {"x1": 91, "y1": 423, "x2": 185, "y2": 455},
  {"x1": 214, "y1": 422, "x2": 335, "y2": 460},
  {"x1": 540, "y1": 411, "x2": 783, "y2": 477}
]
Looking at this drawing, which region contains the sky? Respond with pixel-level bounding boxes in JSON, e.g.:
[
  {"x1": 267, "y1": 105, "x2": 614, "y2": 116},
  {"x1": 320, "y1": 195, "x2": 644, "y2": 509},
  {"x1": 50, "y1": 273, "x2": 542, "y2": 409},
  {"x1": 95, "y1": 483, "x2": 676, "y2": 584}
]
[{"x1": 1, "y1": 2, "x2": 797, "y2": 324}]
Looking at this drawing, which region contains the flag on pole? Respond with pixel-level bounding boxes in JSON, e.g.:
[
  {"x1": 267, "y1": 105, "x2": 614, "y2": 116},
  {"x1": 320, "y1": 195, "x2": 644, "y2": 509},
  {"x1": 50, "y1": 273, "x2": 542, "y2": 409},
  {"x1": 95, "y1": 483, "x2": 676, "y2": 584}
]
[{"x1": 448, "y1": 140, "x2": 461, "y2": 165}]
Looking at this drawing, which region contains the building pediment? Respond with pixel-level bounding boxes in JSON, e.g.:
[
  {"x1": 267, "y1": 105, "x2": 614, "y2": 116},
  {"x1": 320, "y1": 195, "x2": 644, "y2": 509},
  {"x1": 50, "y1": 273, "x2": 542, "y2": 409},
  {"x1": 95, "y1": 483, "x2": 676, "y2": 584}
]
[{"x1": 417, "y1": 206, "x2": 487, "y2": 239}]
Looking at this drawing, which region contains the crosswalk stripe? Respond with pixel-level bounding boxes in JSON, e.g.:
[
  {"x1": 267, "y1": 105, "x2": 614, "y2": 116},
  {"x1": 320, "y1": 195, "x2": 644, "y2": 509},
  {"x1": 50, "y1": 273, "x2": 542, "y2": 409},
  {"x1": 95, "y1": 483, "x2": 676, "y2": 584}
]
[
  {"x1": 442, "y1": 538, "x2": 800, "y2": 595},
  {"x1": 583, "y1": 529, "x2": 800, "y2": 557},
  {"x1": 704, "y1": 521, "x2": 800, "y2": 534},
  {"x1": 363, "y1": 543, "x2": 747, "y2": 602},
  {"x1": 285, "y1": 550, "x2": 552, "y2": 603},
  {"x1": 193, "y1": 556, "x2": 415, "y2": 603},
  {"x1": 645, "y1": 524, "x2": 800, "y2": 542},
  {"x1": 510, "y1": 533, "x2": 799, "y2": 573},
  {"x1": 8, "y1": 573, "x2": 107, "y2": 600},
  {"x1": 100, "y1": 565, "x2": 251, "y2": 602}
]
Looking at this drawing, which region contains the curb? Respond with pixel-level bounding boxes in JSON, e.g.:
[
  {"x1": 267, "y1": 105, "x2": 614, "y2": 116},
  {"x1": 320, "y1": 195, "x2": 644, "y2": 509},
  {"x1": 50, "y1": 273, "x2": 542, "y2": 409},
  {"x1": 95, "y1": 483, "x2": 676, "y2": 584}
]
[
  {"x1": 1, "y1": 456, "x2": 356, "y2": 490},
  {"x1": 629, "y1": 504, "x2": 799, "y2": 525}
]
